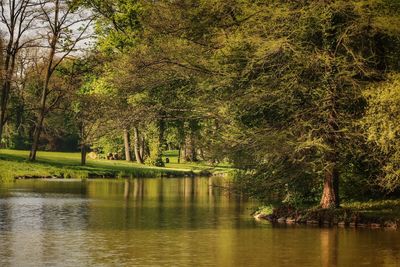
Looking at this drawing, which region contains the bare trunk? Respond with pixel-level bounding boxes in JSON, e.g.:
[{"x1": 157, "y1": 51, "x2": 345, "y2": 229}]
[
  {"x1": 29, "y1": 112, "x2": 45, "y2": 161},
  {"x1": 0, "y1": 52, "x2": 17, "y2": 147},
  {"x1": 0, "y1": 85, "x2": 7, "y2": 147},
  {"x1": 79, "y1": 120, "x2": 87, "y2": 165},
  {"x1": 123, "y1": 129, "x2": 132, "y2": 161},
  {"x1": 184, "y1": 134, "x2": 197, "y2": 162},
  {"x1": 133, "y1": 126, "x2": 143, "y2": 164},
  {"x1": 0, "y1": 122, "x2": 3, "y2": 148},
  {"x1": 182, "y1": 120, "x2": 198, "y2": 162},
  {"x1": 29, "y1": 1, "x2": 59, "y2": 161},
  {"x1": 29, "y1": 70, "x2": 51, "y2": 161},
  {"x1": 198, "y1": 148, "x2": 205, "y2": 161},
  {"x1": 81, "y1": 144, "x2": 87, "y2": 166},
  {"x1": 158, "y1": 119, "x2": 165, "y2": 156},
  {"x1": 181, "y1": 145, "x2": 186, "y2": 162},
  {"x1": 153, "y1": 119, "x2": 165, "y2": 167},
  {"x1": 140, "y1": 136, "x2": 145, "y2": 159}
]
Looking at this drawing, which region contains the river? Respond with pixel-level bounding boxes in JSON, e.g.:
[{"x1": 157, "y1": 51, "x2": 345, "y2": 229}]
[{"x1": 0, "y1": 178, "x2": 399, "y2": 267}]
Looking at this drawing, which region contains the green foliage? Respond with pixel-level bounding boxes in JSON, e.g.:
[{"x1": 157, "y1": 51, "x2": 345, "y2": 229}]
[
  {"x1": 92, "y1": 135, "x2": 124, "y2": 156},
  {"x1": 144, "y1": 122, "x2": 165, "y2": 167},
  {"x1": 4, "y1": 0, "x2": 400, "y2": 208},
  {"x1": 87, "y1": 0, "x2": 144, "y2": 52},
  {"x1": 363, "y1": 74, "x2": 400, "y2": 191},
  {"x1": 85, "y1": 0, "x2": 399, "y2": 205}
]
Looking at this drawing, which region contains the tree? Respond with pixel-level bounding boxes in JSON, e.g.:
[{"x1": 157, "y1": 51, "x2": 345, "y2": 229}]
[
  {"x1": 0, "y1": 0, "x2": 41, "y2": 145},
  {"x1": 29, "y1": 0, "x2": 92, "y2": 161},
  {"x1": 173, "y1": 0, "x2": 400, "y2": 207},
  {"x1": 363, "y1": 75, "x2": 400, "y2": 191}
]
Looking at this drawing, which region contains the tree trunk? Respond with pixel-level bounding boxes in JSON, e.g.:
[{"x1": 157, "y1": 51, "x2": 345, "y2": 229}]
[
  {"x1": 182, "y1": 120, "x2": 198, "y2": 162},
  {"x1": 0, "y1": 121, "x2": 3, "y2": 148},
  {"x1": 123, "y1": 129, "x2": 132, "y2": 162},
  {"x1": 184, "y1": 134, "x2": 197, "y2": 162},
  {"x1": 29, "y1": 68, "x2": 51, "y2": 161},
  {"x1": 0, "y1": 51, "x2": 17, "y2": 147},
  {"x1": 133, "y1": 126, "x2": 144, "y2": 164},
  {"x1": 81, "y1": 144, "x2": 87, "y2": 166},
  {"x1": 320, "y1": 77, "x2": 340, "y2": 209},
  {"x1": 0, "y1": 84, "x2": 8, "y2": 147},
  {"x1": 181, "y1": 145, "x2": 186, "y2": 162},
  {"x1": 198, "y1": 148, "x2": 205, "y2": 161},
  {"x1": 29, "y1": 1, "x2": 59, "y2": 161},
  {"x1": 320, "y1": 162, "x2": 339, "y2": 208},
  {"x1": 158, "y1": 118, "x2": 165, "y2": 156},
  {"x1": 29, "y1": 112, "x2": 46, "y2": 161},
  {"x1": 156, "y1": 119, "x2": 166, "y2": 166}
]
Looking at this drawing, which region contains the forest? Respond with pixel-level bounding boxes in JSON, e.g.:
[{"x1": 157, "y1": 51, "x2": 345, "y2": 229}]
[{"x1": 1, "y1": 0, "x2": 400, "y2": 211}]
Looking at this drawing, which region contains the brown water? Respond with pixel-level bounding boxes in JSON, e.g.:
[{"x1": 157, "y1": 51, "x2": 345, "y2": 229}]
[{"x1": 0, "y1": 178, "x2": 399, "y2": 267}]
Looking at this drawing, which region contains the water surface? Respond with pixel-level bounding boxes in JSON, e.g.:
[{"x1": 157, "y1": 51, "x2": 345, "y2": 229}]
[{"x1": 0, "y1": 178, "x2": 399, "y2": 267}]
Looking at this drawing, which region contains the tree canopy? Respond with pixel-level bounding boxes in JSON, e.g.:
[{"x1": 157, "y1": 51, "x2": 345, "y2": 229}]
[{"x1": 1, "y1": 0, "x2": 400, "y2": 208}]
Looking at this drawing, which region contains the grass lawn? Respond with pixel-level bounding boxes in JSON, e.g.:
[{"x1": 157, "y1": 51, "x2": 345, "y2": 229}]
[
  {"x1": 256, "y1": 199, "x2": 400, "y2": 226},
  {"x1": 0, "y1": 149, "x2": 234, "y2": 182},
  {"x1": 341, "y1": 199, "x2": 400, "y2": 222}
]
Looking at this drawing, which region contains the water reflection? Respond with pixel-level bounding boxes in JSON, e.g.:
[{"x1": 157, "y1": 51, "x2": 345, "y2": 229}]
[
  {"x1": 0, "y1": 178, "x2": 399, "y2": 267},
  {"x1": 321, "y1": 229, "x2": 338, "y2": 267}
]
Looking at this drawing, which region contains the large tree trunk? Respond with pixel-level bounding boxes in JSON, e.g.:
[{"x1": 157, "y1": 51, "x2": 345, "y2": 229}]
[
  {"x1": 133, "y1": 126, "x2": 144, "y2": 164},
  {"x1": 183, "y1": 120, "x2": 198, "y2": 162},
  {"x1": 320, "y1": 78, "x2": 340, "y2": 209},
  {"x1": 320, "y1": 161, "x2": 339, "y2": 208},
  {"x1": 184, "y1": 134, "x2": 197, "y2": 162},
  {"x1": 123, "y1": 129, "x2": 132, "y2": 162}
]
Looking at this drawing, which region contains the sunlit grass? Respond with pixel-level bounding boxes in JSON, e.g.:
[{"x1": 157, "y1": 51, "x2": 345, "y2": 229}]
[
  {"x1": 162, "y1": 150, "x2": 233, "y2": 173},
  {"x1": 0, "y1": 149, "x2": 233, "y2": 181},
  {"x1": 341, "y1": 199, "x2": 400, "y2": 220}
]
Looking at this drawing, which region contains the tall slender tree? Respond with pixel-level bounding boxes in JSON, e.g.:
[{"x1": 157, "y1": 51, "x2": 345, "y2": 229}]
[{"x1": 29, "y1": 0, "x2": 92, "y2": 161}]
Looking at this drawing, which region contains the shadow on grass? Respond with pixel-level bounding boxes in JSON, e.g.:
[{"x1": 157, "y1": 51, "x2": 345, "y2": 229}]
[
  {"x1": 0, "y1": 153, "x2": 113, "y2": 178},
  {"x1": 0, "y1": 152, "x2": 193, "y2": 179}
]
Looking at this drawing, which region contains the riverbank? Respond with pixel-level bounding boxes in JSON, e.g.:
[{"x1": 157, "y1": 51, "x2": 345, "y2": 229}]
[
  {"x1": 0, "y1": 149, "x2": 233, "y2": 182},
  {"x1": 254, "y1": 200, "x2": 400, "y2": 230}
]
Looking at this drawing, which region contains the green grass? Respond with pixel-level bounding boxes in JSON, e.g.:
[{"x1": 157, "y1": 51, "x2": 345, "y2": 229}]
[
  {"x1": 256, "y1": 199, "x2": 400, "y2": 224},
  {"x1": 0, "y1": 149, "x2": 233, "y2": 182},
  {"x1": 341, "y1": 199, "x2": 400, "y2": 221},
  {"x1": 162, "y1": 150, "x2": 233, "y2": 175}
]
